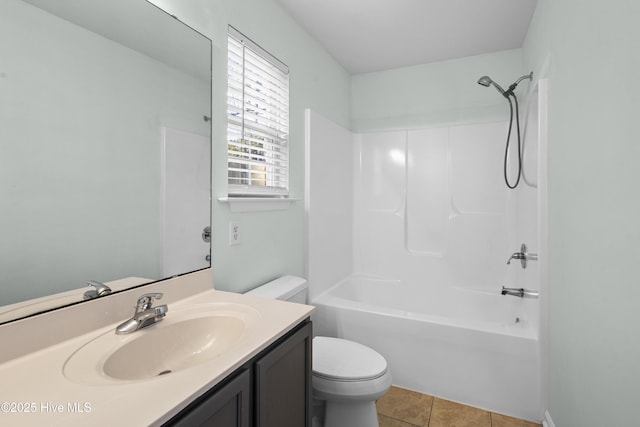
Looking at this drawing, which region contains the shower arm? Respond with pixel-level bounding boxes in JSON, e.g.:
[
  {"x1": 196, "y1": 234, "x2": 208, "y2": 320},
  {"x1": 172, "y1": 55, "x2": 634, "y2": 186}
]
[{"x1": 505, "y1": 72, "x2": 534, "y2": 96}]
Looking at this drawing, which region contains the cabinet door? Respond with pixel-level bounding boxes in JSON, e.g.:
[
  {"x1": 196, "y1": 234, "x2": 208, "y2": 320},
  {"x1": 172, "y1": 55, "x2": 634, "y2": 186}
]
[
  {"x1": 166, "y1": 368, "x2": 251, "y2": 427},
  {"x1": 254, "y1": 321, "x2": 312, "y2": 427}
]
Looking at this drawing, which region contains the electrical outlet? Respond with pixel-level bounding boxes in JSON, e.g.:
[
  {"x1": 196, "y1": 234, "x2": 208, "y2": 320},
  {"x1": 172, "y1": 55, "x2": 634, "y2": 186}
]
[{"x1": 229, "y1": 221, "x2": 241, "y2": 246}]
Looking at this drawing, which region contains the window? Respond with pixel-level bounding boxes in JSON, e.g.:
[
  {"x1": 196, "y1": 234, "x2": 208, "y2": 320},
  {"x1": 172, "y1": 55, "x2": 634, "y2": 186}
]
[{"x1": 227, "y1": 26, "x2": 290, "y2": 197}]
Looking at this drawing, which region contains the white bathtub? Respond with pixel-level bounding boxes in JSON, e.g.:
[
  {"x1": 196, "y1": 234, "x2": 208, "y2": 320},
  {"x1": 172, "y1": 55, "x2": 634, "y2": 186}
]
[{"x1": 312, "y1": 275, "x2": 541, "y2": 422}]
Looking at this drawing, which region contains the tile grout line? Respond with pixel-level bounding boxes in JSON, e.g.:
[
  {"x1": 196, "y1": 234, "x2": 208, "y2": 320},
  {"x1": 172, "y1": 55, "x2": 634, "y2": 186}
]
[
  {"x1": 425, "y1": 396, "x2": 434, "y2": 427},
  {"x1": 377, "y1": 411, "x2": 422, "y2": 427}
]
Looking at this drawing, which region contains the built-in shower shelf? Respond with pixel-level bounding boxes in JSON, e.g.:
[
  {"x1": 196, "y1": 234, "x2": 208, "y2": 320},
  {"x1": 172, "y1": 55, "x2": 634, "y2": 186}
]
[{"x1": 218, "y1": 197, "x2": 301, "y2": 213}]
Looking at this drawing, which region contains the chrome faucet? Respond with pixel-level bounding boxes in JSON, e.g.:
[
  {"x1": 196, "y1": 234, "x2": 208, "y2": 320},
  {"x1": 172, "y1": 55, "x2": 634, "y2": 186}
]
[
  {"x1": 83, "y1": 280, "x2": 112, "y2": 300},
  {"x1": 506, "y1": 243, "x2": 538, "y2": 269},
  {"x1": 115, "y1": 293, "x2": 168, "y2": 335}
]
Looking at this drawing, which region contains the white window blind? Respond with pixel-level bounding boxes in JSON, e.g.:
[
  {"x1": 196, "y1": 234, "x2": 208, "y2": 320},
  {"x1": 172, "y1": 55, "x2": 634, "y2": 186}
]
[{"x1": 227, "y1": 26, "x2": 290, "y2": 197}]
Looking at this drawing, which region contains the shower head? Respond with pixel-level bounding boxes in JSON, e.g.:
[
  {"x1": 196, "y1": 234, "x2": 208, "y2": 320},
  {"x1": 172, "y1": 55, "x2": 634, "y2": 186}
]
[
  {"x1": 477, "y1": 75, "x2": 507, "y2": 97},
  {"x1": 477, "y1": 76, "x2": 492, "y2": 87}
]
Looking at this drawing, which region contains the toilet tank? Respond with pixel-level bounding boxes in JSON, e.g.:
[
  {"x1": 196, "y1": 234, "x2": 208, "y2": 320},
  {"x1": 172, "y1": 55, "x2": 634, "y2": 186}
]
[{"x1": 245, "y1": 275, "x2": 308, "y2": 303}]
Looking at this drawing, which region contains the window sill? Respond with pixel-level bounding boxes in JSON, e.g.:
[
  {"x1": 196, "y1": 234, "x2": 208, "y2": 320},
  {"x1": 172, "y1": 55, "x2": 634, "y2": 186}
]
[{"x1": 217, "y1": 197, "x2": 301, "y2": 213}]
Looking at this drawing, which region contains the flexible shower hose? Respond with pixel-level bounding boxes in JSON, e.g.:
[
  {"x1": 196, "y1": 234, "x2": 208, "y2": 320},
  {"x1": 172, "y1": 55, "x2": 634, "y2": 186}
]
[{"x1": 504, "y1": 93, "x2": 522, "y2": 189}]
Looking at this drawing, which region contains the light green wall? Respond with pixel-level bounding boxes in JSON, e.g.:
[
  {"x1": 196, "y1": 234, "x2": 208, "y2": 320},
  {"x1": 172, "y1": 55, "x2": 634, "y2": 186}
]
[
  {"x1": 351, "y1": 49, "x2": 524, "y2": 132},
  {"x1": 1, "y1": 0, "x2": 209, "y2": 304},
  {"x1": 149, "y1": 0, "x2": 351, "y2": 292},
  {"x1": 524, "y1": 0, "x2": 640, "y2": 425}
]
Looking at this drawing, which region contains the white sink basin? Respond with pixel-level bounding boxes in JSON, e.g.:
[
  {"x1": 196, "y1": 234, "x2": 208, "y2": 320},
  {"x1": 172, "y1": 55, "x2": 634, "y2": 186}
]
[{"x1": 63, "y1": 303, "x2": 261, "y2": 385}]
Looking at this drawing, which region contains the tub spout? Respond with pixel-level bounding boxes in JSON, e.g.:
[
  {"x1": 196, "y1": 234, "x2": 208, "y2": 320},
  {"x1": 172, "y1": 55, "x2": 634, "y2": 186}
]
[{"x1": 501, "y1": 286, "x2": 539, "y2": 298}]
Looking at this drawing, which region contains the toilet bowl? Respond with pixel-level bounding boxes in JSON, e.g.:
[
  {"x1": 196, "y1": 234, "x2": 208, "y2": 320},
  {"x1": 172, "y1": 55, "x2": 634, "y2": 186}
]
[
  {"x1": 245, "y1": 276, "x2": 392, "y2": 427},
  {"x1": 312, "y1": 336, "x2": 392, "y2": 427}
]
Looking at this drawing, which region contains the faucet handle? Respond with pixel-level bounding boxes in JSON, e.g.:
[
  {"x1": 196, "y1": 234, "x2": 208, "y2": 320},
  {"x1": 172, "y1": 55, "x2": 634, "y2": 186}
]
[
  {"x1": 136, "y1": 293, "x2": 163, "y2": 311},
  {"x1": 139, "y1": 292, "x2": 163, "y2": 300},
  {"x1": 506, "y1": 252, "x2": 525, "y2": 265},
  {"x1": 506, "y1": 243, "x2": 538, "y2": 269}
]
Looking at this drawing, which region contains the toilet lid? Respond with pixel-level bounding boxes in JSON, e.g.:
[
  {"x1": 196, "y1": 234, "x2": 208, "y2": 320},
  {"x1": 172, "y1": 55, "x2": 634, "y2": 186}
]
[{"x1": 312, "y1": 337, "x2": 388, "y2": 381}]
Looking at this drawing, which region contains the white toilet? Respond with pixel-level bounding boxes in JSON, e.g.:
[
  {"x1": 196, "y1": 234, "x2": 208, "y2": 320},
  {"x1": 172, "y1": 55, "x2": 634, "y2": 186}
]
[{"x1": 246, "y1": 275, "x2": 392, "y2": 427}]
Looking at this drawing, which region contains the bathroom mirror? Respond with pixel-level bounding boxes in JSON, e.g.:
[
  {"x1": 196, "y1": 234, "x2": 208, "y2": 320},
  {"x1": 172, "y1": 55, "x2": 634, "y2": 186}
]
[{"x1": 0, "y1": 0, "x2": 212, "y2": 324}]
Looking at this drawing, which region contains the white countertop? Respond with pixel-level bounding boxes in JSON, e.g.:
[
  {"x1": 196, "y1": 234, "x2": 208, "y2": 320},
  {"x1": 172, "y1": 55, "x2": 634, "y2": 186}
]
[{"x1": 0, "y1": 285, "x2": 314, "y2": 426}]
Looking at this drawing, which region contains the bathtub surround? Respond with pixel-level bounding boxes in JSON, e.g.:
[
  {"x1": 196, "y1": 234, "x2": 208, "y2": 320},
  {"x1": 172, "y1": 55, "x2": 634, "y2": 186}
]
[
  {"x1": 350, "y1": 122, "x2": 539, "y2": 293},
  {"x1": 307, "y1": 78, "x2": 546, "y2": 421},
  {"x1": 305, "y1": 110, "x2": 354, "y2": 301}
]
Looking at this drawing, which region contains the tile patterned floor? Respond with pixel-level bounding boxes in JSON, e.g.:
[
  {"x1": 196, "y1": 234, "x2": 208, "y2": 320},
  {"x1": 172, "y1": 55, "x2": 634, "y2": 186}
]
[{"x1": 376, "y1": 387, "x2": 541, "y2": 427}]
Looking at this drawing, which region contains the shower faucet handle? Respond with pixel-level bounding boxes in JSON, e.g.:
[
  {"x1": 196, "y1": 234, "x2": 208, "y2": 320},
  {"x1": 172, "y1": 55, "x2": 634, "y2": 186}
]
[
  {"x1": 506, "y1": 252, "x2": 525, "y2": 264},
  {"x1": 506, "y1": 244, "x2": 538, "y2": 269}
]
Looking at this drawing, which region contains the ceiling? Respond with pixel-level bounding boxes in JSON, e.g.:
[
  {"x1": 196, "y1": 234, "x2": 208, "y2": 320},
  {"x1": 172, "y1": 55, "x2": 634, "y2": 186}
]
[{"x1": 276, "y1": 0, "x2": 538, "y2": 74}]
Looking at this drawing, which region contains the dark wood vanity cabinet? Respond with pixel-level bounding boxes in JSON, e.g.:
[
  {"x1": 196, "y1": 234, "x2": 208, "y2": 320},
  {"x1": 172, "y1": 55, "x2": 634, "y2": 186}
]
[
  {"x1": 254, "y1": 320, "x2": 312, "y2": 427},
  {"x1": 165, "y1": 319, "x2": 312, "y2": 427},
  {"x1": 167, "y1": 368, "x2": 251, "y2": 427}
]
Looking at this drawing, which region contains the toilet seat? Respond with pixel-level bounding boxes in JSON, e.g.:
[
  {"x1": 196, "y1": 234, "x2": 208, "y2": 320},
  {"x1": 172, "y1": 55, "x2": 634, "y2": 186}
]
[{"x1": 313, "y1": 337, "x2": 387, "y2": 381}]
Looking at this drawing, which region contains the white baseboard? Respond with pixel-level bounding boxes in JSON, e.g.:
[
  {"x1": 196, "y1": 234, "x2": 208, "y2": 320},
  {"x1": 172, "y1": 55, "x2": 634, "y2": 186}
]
[{"x1": 542, "y1": 410, "x2": 555, "y2": 427}]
